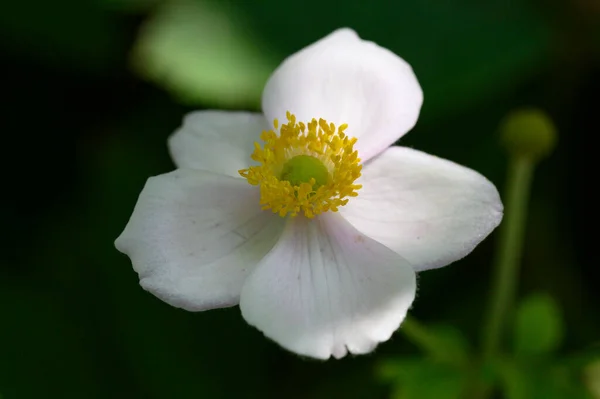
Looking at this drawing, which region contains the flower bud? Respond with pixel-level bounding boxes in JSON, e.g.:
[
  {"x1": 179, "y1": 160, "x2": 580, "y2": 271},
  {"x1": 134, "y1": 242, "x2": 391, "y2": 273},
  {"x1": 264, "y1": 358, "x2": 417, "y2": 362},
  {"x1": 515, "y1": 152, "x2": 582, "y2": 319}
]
[{"x1": 500, "y1": 109, "x2": 557, "y2": 160}]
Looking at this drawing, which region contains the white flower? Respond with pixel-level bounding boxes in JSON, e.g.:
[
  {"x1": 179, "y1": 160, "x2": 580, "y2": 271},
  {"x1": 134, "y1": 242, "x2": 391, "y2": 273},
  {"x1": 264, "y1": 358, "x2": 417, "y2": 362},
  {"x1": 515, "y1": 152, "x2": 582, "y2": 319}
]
[{"x1": 115, "y1": 28, "x2": 503, "y2": 360}]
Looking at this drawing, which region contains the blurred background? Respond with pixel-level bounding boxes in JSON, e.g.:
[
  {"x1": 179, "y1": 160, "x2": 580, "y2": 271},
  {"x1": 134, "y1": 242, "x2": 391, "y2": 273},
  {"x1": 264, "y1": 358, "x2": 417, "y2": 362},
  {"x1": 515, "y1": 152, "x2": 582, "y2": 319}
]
[{"x1": 1, "y1": 0, "x2": 598, "y2": 398}]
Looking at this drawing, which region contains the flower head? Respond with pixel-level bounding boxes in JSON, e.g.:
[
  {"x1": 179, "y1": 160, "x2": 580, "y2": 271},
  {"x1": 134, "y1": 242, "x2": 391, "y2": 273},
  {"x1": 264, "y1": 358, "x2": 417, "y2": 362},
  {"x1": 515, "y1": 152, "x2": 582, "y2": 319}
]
[
  {"x1": 239, "y1": 112, "x2": 362, "y2": 218},
  {"x1": 115, "y1": 28, "x2": 503, "y2": 359}
]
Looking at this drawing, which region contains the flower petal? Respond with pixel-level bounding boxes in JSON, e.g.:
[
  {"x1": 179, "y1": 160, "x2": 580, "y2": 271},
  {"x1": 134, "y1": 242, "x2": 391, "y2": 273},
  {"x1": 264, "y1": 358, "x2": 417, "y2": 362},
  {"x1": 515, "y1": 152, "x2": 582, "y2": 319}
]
[
  {"x1": 115, "y1": 169, "x2": 284, "y2": 311},
  {"x1": 340, "y1": 146, "x2": 503, "y2": 272},
  {"x1": 239, "y1": 212, "x2": 416, "y2": 360},
  {"x1": 168, "y1": 111, "x2": 269, "y2": 177},
  {"x1": 262, "y1": 28, "x2": 423, "y2": 162}
]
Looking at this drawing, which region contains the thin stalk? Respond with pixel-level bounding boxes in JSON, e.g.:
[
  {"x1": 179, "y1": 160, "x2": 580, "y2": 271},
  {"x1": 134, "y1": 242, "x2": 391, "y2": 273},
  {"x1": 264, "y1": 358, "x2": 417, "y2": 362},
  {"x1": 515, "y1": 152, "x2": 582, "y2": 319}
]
[
  {"x1": 401, "y1": 316, "x2": 464, "y2": 364},
  {"x1": 401, "y1": 316, "x2": 445, "y2": 357},
  {"x1": 481, "y1": 156, "x2": 534, "y2": 359}
]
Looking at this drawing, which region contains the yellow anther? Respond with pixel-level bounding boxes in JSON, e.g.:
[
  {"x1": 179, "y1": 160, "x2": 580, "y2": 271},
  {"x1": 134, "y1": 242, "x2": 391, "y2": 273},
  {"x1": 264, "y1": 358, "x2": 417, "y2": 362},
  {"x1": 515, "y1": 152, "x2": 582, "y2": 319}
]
[{"x1": 239, "y1": 112, "x2": 362, "y2": 218}]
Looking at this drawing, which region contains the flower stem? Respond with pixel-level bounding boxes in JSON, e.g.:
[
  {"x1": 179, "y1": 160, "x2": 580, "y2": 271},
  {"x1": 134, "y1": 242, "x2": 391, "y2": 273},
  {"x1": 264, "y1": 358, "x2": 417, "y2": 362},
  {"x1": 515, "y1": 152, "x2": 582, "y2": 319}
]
[
  {"x1": 480, "y1": 156, "x2": 534, "y2": 371},
  {"x1": 401, "y1": 316, "x2": 461, "y2": 363},
  {"x1": 401, "y1": 316, "x2": 442, "y2": 355}
]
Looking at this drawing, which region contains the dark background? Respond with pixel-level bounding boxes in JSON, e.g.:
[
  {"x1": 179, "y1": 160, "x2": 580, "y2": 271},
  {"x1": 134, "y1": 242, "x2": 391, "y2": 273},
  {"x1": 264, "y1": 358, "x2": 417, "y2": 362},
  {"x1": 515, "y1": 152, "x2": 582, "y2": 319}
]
[{"x1": 1, "y1": 0, "x2": 597, "y2": 398}]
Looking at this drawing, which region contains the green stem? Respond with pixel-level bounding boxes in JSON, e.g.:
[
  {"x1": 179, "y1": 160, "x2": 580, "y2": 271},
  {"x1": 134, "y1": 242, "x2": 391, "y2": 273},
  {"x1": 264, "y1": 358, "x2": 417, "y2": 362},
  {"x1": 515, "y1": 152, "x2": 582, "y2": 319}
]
[
  {"x1": 481, "y1": 156, "x2": 534, "y2": 362},
  {"x1": 483, "y1": 156, "x2": 534, "y2": 372},
  {"x1": 401, "y1": 316, "x2": 463, "y2": 363},
  {"x1": 401, "y1": 316, "x2": 443, "y2": 356},
  {"x1": 471, "y1": 156, "x2": 535, "y2": 399}
]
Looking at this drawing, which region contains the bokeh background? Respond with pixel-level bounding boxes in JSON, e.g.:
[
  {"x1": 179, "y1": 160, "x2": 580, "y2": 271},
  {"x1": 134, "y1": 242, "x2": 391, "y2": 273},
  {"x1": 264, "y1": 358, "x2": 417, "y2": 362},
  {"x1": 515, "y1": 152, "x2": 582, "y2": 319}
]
[{"x1": 1, "y1": 0, "x2": 598, "y2": 398}]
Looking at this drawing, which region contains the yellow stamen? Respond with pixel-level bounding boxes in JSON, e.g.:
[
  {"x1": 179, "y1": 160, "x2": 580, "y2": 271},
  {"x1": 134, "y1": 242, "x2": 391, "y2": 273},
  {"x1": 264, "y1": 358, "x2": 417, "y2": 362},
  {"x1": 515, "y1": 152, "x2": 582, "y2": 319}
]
[{"x1": 239, "y1": 111, "x2": 362, "y2": 218}]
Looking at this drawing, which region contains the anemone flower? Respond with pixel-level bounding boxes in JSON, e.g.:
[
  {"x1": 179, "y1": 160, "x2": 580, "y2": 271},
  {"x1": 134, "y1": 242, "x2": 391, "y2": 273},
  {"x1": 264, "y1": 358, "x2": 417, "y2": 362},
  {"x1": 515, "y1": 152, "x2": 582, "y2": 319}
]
[{"x1": 116, "y1": 28, "x2": 503, "y2": 360}]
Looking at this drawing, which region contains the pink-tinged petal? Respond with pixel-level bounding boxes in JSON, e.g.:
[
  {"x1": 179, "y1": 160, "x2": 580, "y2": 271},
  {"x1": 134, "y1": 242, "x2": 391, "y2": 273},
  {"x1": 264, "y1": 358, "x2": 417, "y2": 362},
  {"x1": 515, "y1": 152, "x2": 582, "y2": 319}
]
[
  {"x1": 168, "y1": 111, "x2": 269, "y2": 177},
  {"x1": 262, "y1": 28, "x2": 423, "y2": 162},
  {"x1": 240, "y1": 212, "x2": 416, "y2": 359},
  {"x1": 115, "y1": 169, "x2": 285, "y2": 310},
  {"x1": 340, "y1": 146, "x2": 503, "y2": 271}
]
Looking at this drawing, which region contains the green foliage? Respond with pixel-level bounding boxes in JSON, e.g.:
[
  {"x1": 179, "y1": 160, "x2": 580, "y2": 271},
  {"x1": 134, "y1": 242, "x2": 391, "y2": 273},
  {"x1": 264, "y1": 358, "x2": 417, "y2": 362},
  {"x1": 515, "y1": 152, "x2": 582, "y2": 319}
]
[
  {"x1": 402, "y1": 322, "x2": 470, "y2": 365},
  {"x1": 131, "y1": 0, "x2": 275, "y2": 108},
  {"x1": 513, "y1": 293, "x2": 564, "y2": 356},
  {"x1": 428, "y1": 325, "x2": 471, "y2": 365},
  {"x1": 380, "y1": 358, "x2": 466, "y2": 399},
  {"x1": 382, "y1": 308, "x2": 593, "y2": 399},
  {"x1": 379, "y1": 323, "x2": 471, "y2": 399},
  {"x1": 498, "y1": 360, "x2": 592, "y2": 399}
]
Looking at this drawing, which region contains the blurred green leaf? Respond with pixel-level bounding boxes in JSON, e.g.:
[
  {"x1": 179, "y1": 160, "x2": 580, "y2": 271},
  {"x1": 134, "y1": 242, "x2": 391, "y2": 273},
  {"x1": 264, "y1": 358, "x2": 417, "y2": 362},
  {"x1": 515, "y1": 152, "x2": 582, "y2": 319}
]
[
  {"x1": 499, "y1": 360, "x2": 535, "y2": 399},
  {"x1": 513, "y1": 293, "x2": 564, "y2": 356},
  {"x1": 499, "y1": 359, "x2": 592, "y2": 399},
  {"x1": 380, "y1": 358, "x2": 466, "y2": 399},
  {"x1": 429, "y1": 324, "x2": 471, "y2": 365},
  {"x1": 132, "y1": 0, "x2": 275, "y2": 108}
]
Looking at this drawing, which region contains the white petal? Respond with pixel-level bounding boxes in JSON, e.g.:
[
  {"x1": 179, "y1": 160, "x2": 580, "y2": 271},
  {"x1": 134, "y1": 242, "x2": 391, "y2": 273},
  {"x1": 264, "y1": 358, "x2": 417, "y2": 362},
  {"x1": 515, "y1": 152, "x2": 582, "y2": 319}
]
[
  {"x1": 115, "y1": 169, "x2": 284, "y2": 311},
  {"x1": 262, "y1": 28, "x2": 423, "y2": 162},
  {"x1": 340, "y1": 147, "x2": 503, "y2": 272},
  {"x1": 168, "y1": 111, "x2": 269, "y2": 177},
  {"x1": 239, "y1": 212, "x2": 416, "y2": 360}
]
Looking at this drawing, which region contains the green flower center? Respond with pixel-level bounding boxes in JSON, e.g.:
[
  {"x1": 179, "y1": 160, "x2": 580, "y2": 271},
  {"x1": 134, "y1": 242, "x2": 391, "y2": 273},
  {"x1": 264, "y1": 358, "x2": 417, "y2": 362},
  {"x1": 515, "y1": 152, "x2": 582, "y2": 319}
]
[{"x1": 280, "y1": 155, "x2": 329, "y2": 188}]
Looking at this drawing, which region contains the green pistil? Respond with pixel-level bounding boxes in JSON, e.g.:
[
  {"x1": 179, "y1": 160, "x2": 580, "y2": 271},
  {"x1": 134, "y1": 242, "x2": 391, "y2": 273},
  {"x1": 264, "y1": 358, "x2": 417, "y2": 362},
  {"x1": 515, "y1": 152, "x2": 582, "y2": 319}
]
[{"x1": 280, "y1": 155, "x2": 329, "y2": 188}]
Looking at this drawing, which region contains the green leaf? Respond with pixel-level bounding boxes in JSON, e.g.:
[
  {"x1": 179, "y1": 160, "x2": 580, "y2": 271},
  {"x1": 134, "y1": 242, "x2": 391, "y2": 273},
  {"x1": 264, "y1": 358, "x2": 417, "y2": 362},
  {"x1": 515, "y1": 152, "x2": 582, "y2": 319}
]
[
  {"x1": 379, "y1": 358, "x2": 466, "y2": 399},
  {"x1": 497, "y1": 359, "x2": 530, "y2": 399},
  {"x1": 132, "y1": 0, "x2": 275, "y2": 108},
  {"x1": 429, "y1": 324, "x2": 471, "y2": 364},
  {"x1": 499, "y1": 359, "x2": 593, "y2": 399},
  {"x1": 513, "y1": 293, "x2": 564, "y2": 356}
]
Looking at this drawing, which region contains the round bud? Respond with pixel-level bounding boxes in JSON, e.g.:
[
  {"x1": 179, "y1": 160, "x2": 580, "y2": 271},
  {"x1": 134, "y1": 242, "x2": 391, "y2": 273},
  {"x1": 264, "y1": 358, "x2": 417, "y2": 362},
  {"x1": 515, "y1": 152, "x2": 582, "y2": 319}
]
[{"x1": 500, "y1": 109, "x2": 557, "y2": 160}]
